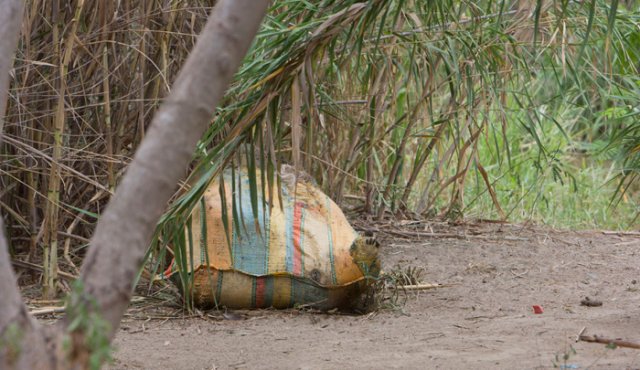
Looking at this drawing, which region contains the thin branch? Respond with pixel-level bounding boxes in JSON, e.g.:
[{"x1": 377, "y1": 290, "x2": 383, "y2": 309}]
[
  {"x1": 11, "y1": 259, "x2": 78, "y2": 280},
  {"x1": 579, "y1": 334, "x2": 640, "y2": 350},
  {"x1": 29, "y1": 307, "x2": 66, "y2": 317}
]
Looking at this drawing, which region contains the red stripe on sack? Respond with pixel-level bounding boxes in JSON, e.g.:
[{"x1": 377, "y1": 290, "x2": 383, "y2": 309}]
[
  {"x1": 255, "y1": 277, "x2": 266, "y2": 308},
  {"x1": 292, "y1": 202, "x2": 303, "y2": 275}
]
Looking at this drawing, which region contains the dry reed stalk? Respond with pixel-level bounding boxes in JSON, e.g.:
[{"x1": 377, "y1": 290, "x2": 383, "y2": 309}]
[
  {"x1": 42, "y1": 0, "x2": 84, "y2": 298},
  {"x1": 42, "y1": 1, "x2": 63, "y2": 299},
  {"x1": 101, "y1": 5, "x2": 115, "y2": 191}
]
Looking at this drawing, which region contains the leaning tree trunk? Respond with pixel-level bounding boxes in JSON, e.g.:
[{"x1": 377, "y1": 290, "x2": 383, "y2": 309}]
[
  {"x1": 0, "y1": 0, "x2": 271, "y2": 368},
  {"x1": 0, "y1": 0, "x2": 60, "y2": 367},
  {"x1": 0, "y1": 1, "x2": 48, "y2": 368}
]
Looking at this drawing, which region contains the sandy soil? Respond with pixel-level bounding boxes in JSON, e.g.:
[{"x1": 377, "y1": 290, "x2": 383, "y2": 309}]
[{"x1": 106, "y1": 222, "x2": 640, "y2": 369}]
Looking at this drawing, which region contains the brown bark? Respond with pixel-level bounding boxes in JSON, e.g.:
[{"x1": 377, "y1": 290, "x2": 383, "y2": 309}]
[
  {"x1": 0, "y1": 0, "x2": 23, "y2": 128},
  {"x1": 0, "y1": 0, "x2": 271, "y2": 368},
  {"x1": 0, "y1": 3, "x2": 55, "y2": 368},
  {"x1": 0, "y1": 0, "x2": 30, "y2": 335},
  {"x1": 0, "y1": 215, "x2": 52, "y2": 369}
]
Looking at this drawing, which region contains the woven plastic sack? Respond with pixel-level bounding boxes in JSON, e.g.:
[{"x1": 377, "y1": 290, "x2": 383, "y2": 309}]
[{"x1": 168, "y1": 168, "x2": 380, "y2": 310}]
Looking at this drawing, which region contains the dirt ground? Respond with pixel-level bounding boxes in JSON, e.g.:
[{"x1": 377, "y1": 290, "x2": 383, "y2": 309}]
[{"x1": 104, "y1": 221, "x2": 640, "y2": 369}]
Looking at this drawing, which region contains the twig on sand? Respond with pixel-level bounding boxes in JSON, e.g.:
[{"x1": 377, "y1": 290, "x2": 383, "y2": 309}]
[
  {"x1": 361, "y1": 227, "x2": 529, "y2": 242},
  {"x1": 549, "y1": 235, "x2": 581, "y2": 247},
  {"x1": 575, "y1": 327, "x2": 586, "y2": 342},
  {"x1": 579, "y1": 334, "x2": 640, "y2": 350},
  {"x1": 30, "y1": 307, "x2": 66, "y2": 316},
  {"x1": 389, "y1": 283, "x2": 447, "y2": 291},
  {"x1": 602, "y1": 231, "x2": 640, "y2": 237}
]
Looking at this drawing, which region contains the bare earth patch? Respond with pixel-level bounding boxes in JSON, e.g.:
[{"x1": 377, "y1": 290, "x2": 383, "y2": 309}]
[{"x1": 107, "y1": 222, "x2": 640, "y2": 369}]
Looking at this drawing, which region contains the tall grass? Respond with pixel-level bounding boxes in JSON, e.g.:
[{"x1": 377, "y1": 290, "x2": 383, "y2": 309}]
[
  {"x1": 163, "y1": 0, "x2": 639, "y2": 225},
  {"x1": 2, "y1": 1, "x2": 215, "y2": 296},
  {"x1": 153, "y1": 0, "x2": 640, "y2": 306},
  {"x1": 2, "y1": 1, "x2": 638, "y2": 300}
]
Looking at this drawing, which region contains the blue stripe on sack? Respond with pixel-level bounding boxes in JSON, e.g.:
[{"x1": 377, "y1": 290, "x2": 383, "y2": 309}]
[
  {"x1": 326, "y1": 195, "x2": 337, "y2": 285},
  {"x1": 283, "y1": 187, "x2": 294, "y2": 273},
  {"x1": 263, "y1": 201, "x2": 270, "y2": 275},
  {"x1": 231, "y1": 174, "x2": 270, "y2": 276}
]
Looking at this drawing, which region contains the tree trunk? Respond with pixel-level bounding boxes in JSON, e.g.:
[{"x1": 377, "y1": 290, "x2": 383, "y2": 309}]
[
  {"x1": 0, "y1": 0, "x2": 271, "y2": 368},
  {"x1": 0, "y1": 0, "x2": 31, "y2": 350},
  {"x1": 0, "y1": 2, "x2": 57, "y2": 367}
]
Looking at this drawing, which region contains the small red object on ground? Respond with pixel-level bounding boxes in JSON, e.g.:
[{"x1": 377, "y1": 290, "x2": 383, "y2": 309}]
[{"x1": 532, "y1": 305, "x2": 543, "y2": 314}]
